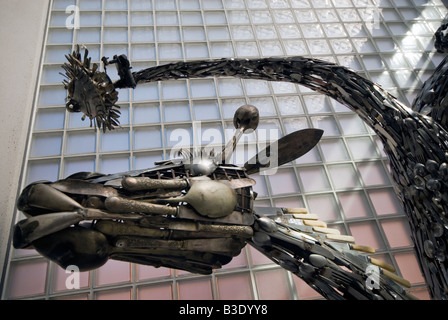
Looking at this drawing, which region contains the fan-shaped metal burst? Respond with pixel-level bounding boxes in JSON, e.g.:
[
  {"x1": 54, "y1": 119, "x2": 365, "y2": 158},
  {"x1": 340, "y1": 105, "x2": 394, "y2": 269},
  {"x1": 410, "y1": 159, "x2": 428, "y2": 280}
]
[{"x1": 61, "y1": 45, "x2": 121, "y2": 132}]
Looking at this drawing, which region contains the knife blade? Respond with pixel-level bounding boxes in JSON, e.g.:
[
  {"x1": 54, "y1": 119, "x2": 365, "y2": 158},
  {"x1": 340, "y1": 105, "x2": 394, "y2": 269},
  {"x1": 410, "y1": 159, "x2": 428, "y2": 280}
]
[{"x1": 244, "y1": 128, "x2": 324, "y2": 175}]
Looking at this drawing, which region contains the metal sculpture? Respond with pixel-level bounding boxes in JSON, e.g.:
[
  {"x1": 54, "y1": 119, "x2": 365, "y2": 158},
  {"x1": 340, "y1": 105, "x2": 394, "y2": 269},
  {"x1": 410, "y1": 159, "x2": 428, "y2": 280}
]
[{"x1": 15, "y1": 34, "x2": 448, "y2": 299}]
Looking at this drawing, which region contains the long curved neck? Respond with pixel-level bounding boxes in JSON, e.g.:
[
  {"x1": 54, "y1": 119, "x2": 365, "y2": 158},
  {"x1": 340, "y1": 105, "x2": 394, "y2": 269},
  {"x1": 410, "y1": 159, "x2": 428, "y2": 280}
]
[{"x1": 132, "y1": 56, "x2": 416, "y2": 155}]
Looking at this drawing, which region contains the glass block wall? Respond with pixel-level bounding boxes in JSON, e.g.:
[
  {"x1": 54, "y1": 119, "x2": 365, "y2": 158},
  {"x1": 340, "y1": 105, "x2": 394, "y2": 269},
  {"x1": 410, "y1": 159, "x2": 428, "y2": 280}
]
[{"x1": 2, "y1": 0, "x2": 447, "y2": 300}]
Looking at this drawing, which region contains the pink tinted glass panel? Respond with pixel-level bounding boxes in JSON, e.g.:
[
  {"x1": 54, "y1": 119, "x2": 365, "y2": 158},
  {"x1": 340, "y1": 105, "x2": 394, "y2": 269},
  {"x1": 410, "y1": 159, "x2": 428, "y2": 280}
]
[
  {"x1": 249, "y1": 245, "x2": 273, "y2": 265},
  {"x1": 380, "y1": 219, "x2": 412, "y2": 248},
  {"x1": 178, "y1": 278, "x2": 213, "y2": 300},
  {"x1": 217, "y1": 273, "x2": 253, "y2": 299},
  {"x1": 95, "y1": 288, "x2": 131, "y2": 300},
  {"x1": 409, "y1": 287, "x2": 431, "y2": 300},
  {"x1": 52, "y1": 293, "x2": 89, "y2": 300},
  {"x1": 7, "y1": 260, "x2": 48, "y2": 298},
  {"x1": 339, "y1": 191, "x2": 372, "y2": 219},
  {"x1": 306, "y1": 193, "x2": 341, "y2": 221},
  {"x1": 251, "y1": 174, "x2": 268, "y2": 197},
  {"x1": 371, "y1": 253, "x2": 393, "y2": 266},
  {"x1": 95, "y1": 260, "x2": 131, "y2": 286},
  {"x1": 328, "y1": 164, "x2": 360, "y2": 189},
  {"x1": 255, "y1": 269, "x2": 290, "y2": 300},
  {"x1": 268, "y1": 169, "x2": 300, "y2": 195},
  {"x1": 222, "y1": 247, "x2": 248, "y2": 269},
  {"x1": 394, "y1": 251, "x2": 425, "y2": 285},
  {"x1": 368, "y1": 189, "x2": 403, "y2": 215},
  {"x1": 137, "y1": 265, "x2": 171, "y2": 281},
  {"x1": 53, "y1": 265, "x2": 90, "y2": 292},
  {"x1": 293, "y1": 276, "x2": 322, "y2": 300},
  {"x1": 357, "y1": 161, "x2": 390, "y2": 186},
  {"x1": 12, "y1": 248, "x2": 39, "y2": 258},
  {"x1": 349, "y1": 222, "x2": 385, "y2": 250},
  {"x1": 138, "y1": 283, "x2": 173, "y2": 300},
  {"x1": 299, "y1": 166, "x2": 331, "y2": 193},
  {"x1": 274, "y1": 197, "x2": 303, "y2": 209}
]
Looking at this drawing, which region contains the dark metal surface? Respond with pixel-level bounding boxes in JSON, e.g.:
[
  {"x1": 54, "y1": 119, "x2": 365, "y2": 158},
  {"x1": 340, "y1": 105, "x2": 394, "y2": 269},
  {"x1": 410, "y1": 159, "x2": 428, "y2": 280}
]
[{"x1": 244, "y1": 128, "x2": 324, "y2": 175}]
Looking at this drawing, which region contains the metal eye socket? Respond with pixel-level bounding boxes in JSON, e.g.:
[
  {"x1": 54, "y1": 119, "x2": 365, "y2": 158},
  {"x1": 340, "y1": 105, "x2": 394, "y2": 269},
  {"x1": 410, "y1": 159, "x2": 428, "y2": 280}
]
[{"x1": 66, "y1": 101, "x2": 81, "y2": 113}]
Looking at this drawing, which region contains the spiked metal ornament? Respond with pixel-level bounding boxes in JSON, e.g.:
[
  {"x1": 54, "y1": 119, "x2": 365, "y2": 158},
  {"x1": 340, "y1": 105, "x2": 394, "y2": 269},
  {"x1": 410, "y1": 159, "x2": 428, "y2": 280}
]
[{"x1": 61, "y1": 45, "x2": 121, "y2": 132}]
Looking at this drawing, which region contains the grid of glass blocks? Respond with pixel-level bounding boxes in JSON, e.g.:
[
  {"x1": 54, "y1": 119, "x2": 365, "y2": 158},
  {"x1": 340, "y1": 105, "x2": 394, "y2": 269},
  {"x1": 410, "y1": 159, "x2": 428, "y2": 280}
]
[{"x1": 2, "y1": 0, "x2": 447, "y2": 300}]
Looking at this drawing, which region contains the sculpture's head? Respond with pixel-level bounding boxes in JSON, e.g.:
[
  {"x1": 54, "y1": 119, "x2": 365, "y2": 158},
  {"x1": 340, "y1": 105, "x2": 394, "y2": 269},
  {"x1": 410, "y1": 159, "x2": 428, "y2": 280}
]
[{"x1": 233, "y1": 104, "x2": 260, "y2": 132}]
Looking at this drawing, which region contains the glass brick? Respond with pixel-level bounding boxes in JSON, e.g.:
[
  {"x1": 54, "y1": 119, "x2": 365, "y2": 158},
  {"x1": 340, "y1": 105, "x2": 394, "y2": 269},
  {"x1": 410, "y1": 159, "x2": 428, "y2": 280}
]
[
  {"x1": 299, "y1": 166, "x2": 331, "y2": 193},
  {"x1": 346, "y1": 137, "x2": 379, "y2": 160},
  {"x1": 178, "y1": 278, "x2": 213, "y2": 300},
  {"x1": 202, "y1": 0, "x2": 224, "y2": 9},
  {"x1": 66, "y1": 131, "x2": 96, "y2": 155},
  {"x1": 134, "y1": 127, "x2": 163, "y2": 149},
  {"x1": 231, "y1": 26, "x2": 255, "y2": 40},
  {"x1": 185, "y1": 43, "x2": 209, "y2": 58},
  {"x1": 204, "y1": 11, "x2": 227, "y2": 24},
  {"x1": 306, "y1": 193, "x2": 341, "y2": 221},
  {"x1": 216, "y1": 273, "x2": 253, "y2": 299},
  {"x1": 79, "y1": 0, "x2": 102, "y2": 10},
  {"x1": 79, "y1": 12, "x2": 102, "y2": 27},
  {"x1": 64, "y1": 157, "x2": 96, "y2": 177},
  {"x1": 235, "y1": 42, "x2": 260, "y2": 56},
  {"x1": 157, "y1": 27, "x2": 181, "y2": 42},
  {"x1": 99, "y1": 154, "x2": 130, "y2": 173},
  {"x1": 133, "y1": 151, "x2": 164, "y2": 169},
  {"x1": 339, "y1": 191, "x2": 374, "y2": 219},
  {"x1": 156, "y1": 12, "x2": 178, "y2": 25},
  {"x1": 268, "y1": 168, "x2": 300, "y2": 195},
  {"x1": 278, "y1": 24, "x2": 301, "y2": 39},
  {"x1": 154, "y1": 0, "x2": 176, "y2": 10},
  {"x1": 130, "y1": 0, "x2": 152, "y2": 10},
  {"x1": 26, "y1": 159, "x2": 60, "y2": 185},
  {"x1": 100, "y1": 130, "x2": 130, "y2": 152},
  {"x1": 348, "y1": 221, "x2": 386, "y2": 250},
  {"x1": 34, "y1": 108, "x2": 65, "y2": 130},
  {"x1": 307, "y1": 39, "x2": 331, "y2": 55},
  {"x1": 192, "y1": 100, "x2": 220, "y2": 120},
  {"x1": 394, "y1": 251, "x2": 426, "y2": 285},
  {"x1": 30, "y1": 133, "x2": 63, "y2": 157},
  {"x1": 328, "y1": 164, "x2": 361, "y2": 189},
  {"x1": 320, "y1": 139, "x2": 351, "y2": 162},
  {"x1": 260, "y1": 40, "x2": 284, "y2": 56},
  {"x1": 207, "y1": 26, "x2": 231, "y2": 40},
  {"x1": 158, "y1": 43, "x2": 183, "y2": 60},
  {"x1": 381, "y1": 218, "x2": 413, "y2": 248},
  {"x1": 227, "y1": 10, "x2": 250, "y2": 24},
  {"x1": 6, "y1": 260, "x2": 48, "y2": 299},
  {"x1": 283, "y1": 117, "x2": 310, "y2": 134},
  {"x1": 105, "y1": 0, "x2": 127, "y2": 10},
  {"x1": 316, "y1": 9, "x2": 339, "y2": 22},
  {"x1": 368, "y1": 188, "x2": 403, "y2": 215},
  {"x1": 357, "y1": 161, "x2": 390, "y2": 186},
  {"x1": 255, "y1": 25, "x2": 278, "y2": 39},
  {"x1": 104, "y1": 12, "x2": 128, "y2": 26},
  {"x1": 95, "y1": 288, "x2": 132, "y2": 300},
  {"x1": 137, "y1": 283, "x2": 173, "y2": 300},
  {"x1": 331, "y1": 39, "x2": 354, "y2": 54},
  {"x1": 210, "y1": 42, "x2": 235, "y2": 58},
  {"x1": 273, "y1": 10, "x2": 295, "y2": 23},
  {"x1": 179, "y1": 0, "x2": 201, "y2": 9},
  {"x1": 250, "y1": 10, "x2": 273, "y2": 24},
  {"x1": 255, "y1": 269, "x2": 291, "y2": 299}
]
